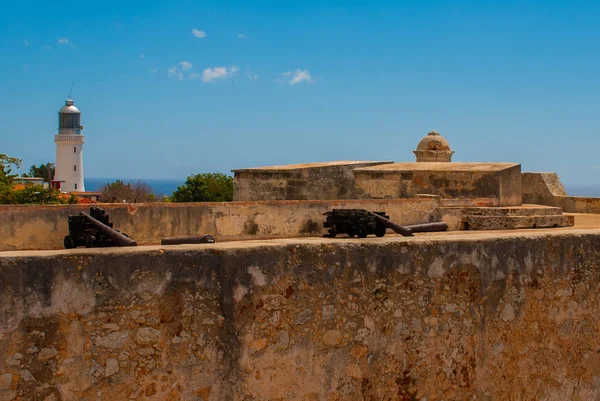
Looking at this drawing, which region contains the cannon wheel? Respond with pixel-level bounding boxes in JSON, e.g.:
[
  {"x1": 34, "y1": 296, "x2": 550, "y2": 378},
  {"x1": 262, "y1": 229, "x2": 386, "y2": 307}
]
[
  {"x1": 85, "y1": 235, "x2": 96, "y2": 248},
  {"x1": 327, "y1": 224, "x2": 338, "y2": 238},
  {"x1": 64, "y1": 235, "x2": 75, "y2": 249},
  {"x1": 357, "y1": 227, "x2": 368, "y2": 238},
  {"x1": 375, "y1": 223, "x2": 386, "y2": 238},
  {"x1": 347, "y1": 229, "x2": 356, "y2": 238}
]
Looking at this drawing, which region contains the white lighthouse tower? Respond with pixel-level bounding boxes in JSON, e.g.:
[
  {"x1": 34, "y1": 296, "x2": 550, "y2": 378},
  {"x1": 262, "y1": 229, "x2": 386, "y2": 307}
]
[{"x1": 54, "y1": 99, "x2": 85, "y2": 192}]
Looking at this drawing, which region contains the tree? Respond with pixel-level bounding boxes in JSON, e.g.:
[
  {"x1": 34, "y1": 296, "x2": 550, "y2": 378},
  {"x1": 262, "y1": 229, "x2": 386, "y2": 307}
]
[
  {"x1": 28, "y1": 163, "x2": 55, "y2": 182},
  {"x1": 100, "y1": 180, "x2": 157, "y2": 203},
  {"x1": 0, "y1": 154, "x2": 22, "y2": 182},
  {"x1": 12, "y1": 184, "x2": 72, "y2": 205},
  {"x1": 0, "y1": 154, "x2": 22, "y2": 204},
  {"x1": 170, "y1": 173, "x2": 233, "y2": 202}
]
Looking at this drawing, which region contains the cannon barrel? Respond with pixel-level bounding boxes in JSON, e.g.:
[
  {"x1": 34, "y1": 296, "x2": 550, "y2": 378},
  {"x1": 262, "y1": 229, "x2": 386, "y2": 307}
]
[
  {"x1": 406, "y1": 222, "x2": 449, "y2": 233},
  {"x1": 161, "y1": 235, "x2": 215, "y2": 245},
  {"x1": 367, "y1": 211, "x2": 414, "y2": 237},
  {"x1": 80, "y1": 212, "x2": 137, "y2": 247}
]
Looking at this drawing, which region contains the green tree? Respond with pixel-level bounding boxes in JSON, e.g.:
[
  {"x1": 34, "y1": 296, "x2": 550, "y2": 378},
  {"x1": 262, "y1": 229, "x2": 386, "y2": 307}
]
[
  {"x1": 12, "y1": 184, "x2": 70, "y2": 204},
  {"x1": 28, "y1": 163, "x2": 55, "y2": 182},
  {"x1": 100, "y1": 180, "x2": 157, "y2": 203},
  {"x1": 0, "y1": 154, "x2": 22, "y2": 204},
  {"x1": 170, "y1": 173, "x2": 233, "y2": 202}
]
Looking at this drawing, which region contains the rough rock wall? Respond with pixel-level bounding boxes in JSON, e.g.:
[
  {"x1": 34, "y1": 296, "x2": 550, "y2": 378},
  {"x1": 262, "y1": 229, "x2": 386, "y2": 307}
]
[
  {"x1": 2, "y1": 232, "x2": 600, "y2": 400},
  {"x1": 521, "y1": 172, "x2": 567, "y2": 206},
  {"x1": 354, "y1": 165, "x2": 522, "y2": 206},
  {"x1": 0, "y1": 198, "x2": 437, "y2": 251},
  {"x1": 233, "y1": 162, "x2": 391, "y2": 201}
]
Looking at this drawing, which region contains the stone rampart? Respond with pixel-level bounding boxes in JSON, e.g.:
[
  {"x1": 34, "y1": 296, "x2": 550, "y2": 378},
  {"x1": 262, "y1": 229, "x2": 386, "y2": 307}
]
[
  {"x1": 554, "y1": 195, "x2": 600, "y2": 214},
  {"x1": 0, "y1": 198, "x2": 437, "y2": 251},
  {"x1": 521, "y1": 172, "x2": 567, "y2": 205},
  {"x1": 2, "y1": 231, "x2": 600, "y2": 400},
  {"x1": 233, "y1": 161, "x2": 392, "y2": 201}
]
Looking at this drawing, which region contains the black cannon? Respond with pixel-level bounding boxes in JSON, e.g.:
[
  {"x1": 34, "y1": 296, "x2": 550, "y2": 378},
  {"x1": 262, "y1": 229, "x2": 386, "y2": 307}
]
[
  {"x1": 161, "y1": 235, "x2": 215, "y2": 245},
  {"x1": 323, "y1": 209, "x2": 449, "y2": 238},
  {"x1": 64, "y1": 207, "x2": 137, "y2": 249},
  {"x1": 323, "y1": 209, "x2": 389, "y2": 238}
]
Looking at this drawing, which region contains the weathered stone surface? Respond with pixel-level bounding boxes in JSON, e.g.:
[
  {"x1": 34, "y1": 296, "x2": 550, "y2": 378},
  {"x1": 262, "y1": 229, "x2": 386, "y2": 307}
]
[
  {"x1": 2, "y1": 232, "x2": 600, "y2": 400},
  {"x1": 355, "y1": 162, "x2": 522, "y2": 206},
  {"x1": 0, "y1": 198, "x2": 438, "y2": 251},
  {"x1": 232, "y1": 161, "x2": 393, "y2": 201}
]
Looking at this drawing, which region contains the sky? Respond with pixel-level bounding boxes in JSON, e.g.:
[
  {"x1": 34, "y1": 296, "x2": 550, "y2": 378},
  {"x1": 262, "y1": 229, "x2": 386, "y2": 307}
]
[{"x1": 0, "y1": 0, "x2": 599, "y2": 185}]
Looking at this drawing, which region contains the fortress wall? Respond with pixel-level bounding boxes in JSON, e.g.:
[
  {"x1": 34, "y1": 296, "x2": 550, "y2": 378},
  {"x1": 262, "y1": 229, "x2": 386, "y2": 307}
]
[
  {"x1": 0, "y1": 198, "x2": 438, "y2": 251},
  {"x1": 233, "y1": 162, "x2": 392, "y2": 201},
  {"x1": 554, "y1": 195, "x2": 600, "y2": 214},
  {"x1": 520, "y1": 173, "x2": 600, "y2": 213},
  {"x1": 2, "y1": 232, "x2": 600, "y2": 400},
  {"x1": 354, "y1": 164, "x2": 522, "y2": 206},
  {"x1": 521, "y1": 172, "x2": 567, "y2": 206}
]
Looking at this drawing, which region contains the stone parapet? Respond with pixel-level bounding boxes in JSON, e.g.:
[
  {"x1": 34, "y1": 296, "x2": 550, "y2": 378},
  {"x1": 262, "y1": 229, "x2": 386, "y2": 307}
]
[
  {"x1": 2, "y1": 231, "x2": 600, "y2": 399},
  {"x1": 0, "y1": 198, "x2": 438, "y2": 251}
]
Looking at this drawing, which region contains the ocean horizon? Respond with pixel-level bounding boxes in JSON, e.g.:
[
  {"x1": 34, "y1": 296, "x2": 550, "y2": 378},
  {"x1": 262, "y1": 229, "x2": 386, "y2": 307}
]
[
  {"x1": 85, "y1": 178, "x2": 600, "y2": 199},
  {"x1": 85, "y1": 178, "x2": 185, "y2": 197}
]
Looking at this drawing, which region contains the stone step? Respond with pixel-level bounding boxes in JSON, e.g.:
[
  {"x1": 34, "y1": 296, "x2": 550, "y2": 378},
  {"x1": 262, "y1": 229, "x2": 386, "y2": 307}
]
[
  {"x1": 438, "y1": 204, "x2": 563, "y2": 217},
  {"x1": 460, "y1": 215, "x2": 575, "y2": 231}
]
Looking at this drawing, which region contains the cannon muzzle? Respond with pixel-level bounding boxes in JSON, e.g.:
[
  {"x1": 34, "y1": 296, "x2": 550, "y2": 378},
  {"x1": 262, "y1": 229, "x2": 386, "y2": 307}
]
[{"x1": 367, "y1": 211, "x2": 414, "y2": 237}]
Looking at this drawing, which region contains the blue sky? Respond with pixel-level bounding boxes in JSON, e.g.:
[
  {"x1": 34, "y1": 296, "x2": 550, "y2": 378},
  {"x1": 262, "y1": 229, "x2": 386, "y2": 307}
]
[{"x1": 1, "y1": 0, "x2": 599, "y2": 185}]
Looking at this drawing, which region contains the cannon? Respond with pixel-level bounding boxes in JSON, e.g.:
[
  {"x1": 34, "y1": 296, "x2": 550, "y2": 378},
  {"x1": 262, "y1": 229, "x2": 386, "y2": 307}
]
[
  {"x1": 323, "y1": 209, "x2": 389, "y2": 238},
  {"x1": 406, "y1": 222, "x2": 449, "y2": 233},
  {"x1": 323, "y1": 209, "x2": 448, "y2": 238},
  {"x1": 64, "y1": 207, "x2": 137, "y2": 248},
  {"x1": 161, "y1": 235, "x2": 215, "y2": 245}
]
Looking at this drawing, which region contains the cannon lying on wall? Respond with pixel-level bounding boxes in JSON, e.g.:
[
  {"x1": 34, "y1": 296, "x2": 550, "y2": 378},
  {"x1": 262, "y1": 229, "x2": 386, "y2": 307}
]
[
  {"x1": 323, "y1": 209, "x2": 448, "y2": 238},
  {"x1": 161, "y1": 235, "x2": 215, "y2": 245},
  {"x1": 64, "y1": 207, "x2": 137, "y2": 249}
]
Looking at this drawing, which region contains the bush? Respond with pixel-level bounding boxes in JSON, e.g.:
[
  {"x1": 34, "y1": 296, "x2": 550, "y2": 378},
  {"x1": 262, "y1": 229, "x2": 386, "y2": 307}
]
[
  {"x1": 11, "y1": 185, "x2": 72, "y2": 204},
  {"x1": 170, "y1": 173, "x2": 233, "y2": 202},
  {"x1": 100, "y1": 180, "x2": 157, "y2": 203}
]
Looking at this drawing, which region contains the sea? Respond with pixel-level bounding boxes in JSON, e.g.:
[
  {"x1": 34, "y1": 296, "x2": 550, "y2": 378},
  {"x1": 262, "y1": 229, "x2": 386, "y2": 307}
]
[
  {"x1": 86, "y1": 178, "x2": 185, "y2": 197},
  {"x1": 85, "y1": 179, "x2": 600, "y2": 199}
]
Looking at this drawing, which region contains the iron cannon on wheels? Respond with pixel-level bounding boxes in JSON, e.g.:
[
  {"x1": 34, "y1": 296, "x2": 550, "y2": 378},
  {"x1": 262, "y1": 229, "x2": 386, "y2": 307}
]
[
  {"x1": 323, "y1": 209, "x2": 448, "y2": 238},
  {"x1": 64, "y1": 207, "x2": 137, "y2": 249},
  {"x1": 323, "y1": 209, "x2": 389, "y2": 238}
]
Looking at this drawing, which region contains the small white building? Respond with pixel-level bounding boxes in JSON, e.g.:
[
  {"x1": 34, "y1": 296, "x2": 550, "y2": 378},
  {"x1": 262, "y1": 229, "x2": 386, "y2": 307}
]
[{"x1": 54, "y1": 99, "x2": 85, "y2": 192}]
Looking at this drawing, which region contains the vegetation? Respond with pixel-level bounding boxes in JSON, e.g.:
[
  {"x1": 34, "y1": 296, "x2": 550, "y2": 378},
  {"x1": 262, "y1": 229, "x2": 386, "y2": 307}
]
[
  {"x1": 100, "y1": 180, "x2": 157, "y2": 203},
  {"x1": 11, "y1": 185, "x2": 76, "y2": 204},
  {"x1": 27, "y1": 162, "x2": 55, "y2": 182},
  {"x1": 0, "y1": 154, "x2": 76, "y2": 205},
  {"x1": 170, "y1": 173, "x2": 233, "y2": 202},
  {"x1": 0, "y1": 154, "x2": 22, "y2": 204}
]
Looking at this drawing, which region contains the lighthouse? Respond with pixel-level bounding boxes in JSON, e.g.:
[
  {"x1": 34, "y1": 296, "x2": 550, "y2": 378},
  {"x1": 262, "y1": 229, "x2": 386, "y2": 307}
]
[{"x1": 54, "y1": 99, "x2": 85, "y2": 192}]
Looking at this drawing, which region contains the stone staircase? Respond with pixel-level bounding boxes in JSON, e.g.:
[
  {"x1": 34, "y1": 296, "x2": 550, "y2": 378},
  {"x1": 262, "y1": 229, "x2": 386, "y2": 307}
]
[{"x1": 436, "y1": 204, "x2": 574, "y2": 230}]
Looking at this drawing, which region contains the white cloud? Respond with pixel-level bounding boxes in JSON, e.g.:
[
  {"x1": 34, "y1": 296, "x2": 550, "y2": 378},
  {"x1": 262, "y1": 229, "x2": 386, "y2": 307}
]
[
  {"x1": 248, "y1": 73, "x2": 259, "y2": 80},
  {"x1": 179, "y1": 61, "x2": 192, "y2": 70},
  {"x1": 24, "y1": 40, "x2": 30, "y2": 46},
  {"x1": 285, "y1": 69, "x2": 312, "y2": 85},
  {"x1": 140, "y1": 53, "x2": 145, "y2": 59},
  {"x1": 57, "y1": 37, "x2": 70, "y2": 45},
  {"x1": 192, "y1": 29, "x2": 207, "y2": 38},
  {"x1": 237, "y1": 33, "x2": 246, "y2": 39},
  {"x1": 202, "y1": 66, "x2": 238, "y2": 83},
  {"x1": 168, "y1": 66, "x2": 183, "y2": 81}
]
